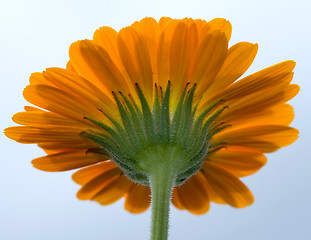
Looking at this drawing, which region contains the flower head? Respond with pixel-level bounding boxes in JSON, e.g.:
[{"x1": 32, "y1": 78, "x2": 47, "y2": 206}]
[{"x1": 5, "y1": 17, "x2": 299, "y2": 215}]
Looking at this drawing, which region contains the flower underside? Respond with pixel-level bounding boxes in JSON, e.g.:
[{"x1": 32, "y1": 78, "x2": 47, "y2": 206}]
[
  {"x1": 4, "y1": 17, "x2": 300, "y2": 220},
  {"x1": 83, "y1": 82, "x2": 229, "y2": 186}
]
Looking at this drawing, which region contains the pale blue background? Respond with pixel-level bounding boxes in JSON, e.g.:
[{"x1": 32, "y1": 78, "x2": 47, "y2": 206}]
[{"x1": 0, "y1": 0, "x2": 310, "y2": 239}]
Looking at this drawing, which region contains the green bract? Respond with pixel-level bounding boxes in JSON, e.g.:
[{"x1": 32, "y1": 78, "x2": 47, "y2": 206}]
[{"x1": 82, "y1": 82, "x2": 229, "y2": 186}]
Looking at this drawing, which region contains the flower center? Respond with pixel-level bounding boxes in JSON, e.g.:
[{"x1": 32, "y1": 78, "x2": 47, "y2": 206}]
[{"x1": 82, "y1": 82, "x2": 229, "y2": 186}]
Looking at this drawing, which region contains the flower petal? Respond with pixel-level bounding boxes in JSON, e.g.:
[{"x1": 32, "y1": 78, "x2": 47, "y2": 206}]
[
  {"x1": 24, "y1": 106, "x2": 44, "y2": 111},
  {"x1": 156, "y1": 31, "x2": 170, "y2": 88},
  {"x1": 171, "y1": 188, "x2": 186, "y2": 210},
  {"x1": 124, "y1": 183, "x2": 151, "y2": 213},
  {"x1": 66, "y1": 60, "x2": 77, "y2": 72},
  {"x1": 92, "y1": 174, "x2": 132, "y2": 205},
  {"x1": 131, "y1": 17, "x2": 161, "y2": 76},
  {"x1": 43, "y1": 67, "x2": 117, "y2": 118},
  {"x1": 23, "y1": 84, "x2": 103, "y2": 122},
  {"x1": 158, "y1": 17, "x2": 178, "y2": 31},
  {"x1": 93, "y1": 26, "x2": 122, "y2": 67},
  {"x1": 225, "y1": 104, "x2": 295, "y2": 128},
  {"x1": 32, "y1": 150, "x2": 109, "y2": 172},
  {"x1": 76, "y1": 167, "x2": 121, "y2": 200},
  {"x1": 170, "y1": 21, "x2": 199, "y2": 103},
  {"x1": 207, "y1": 18, "x2": 232, "y2": 41},
  {"x1": 118, "y1": 27, "x2": 153, "y2": 101},
  {"x1": 202, "y1": 162, "x2": 254, "y2": 208},
  {"x1": 206, "y1": 42, "x2": 258, "y2": 95},
  {"x1": 69, "y1": 40, "x2": 130, "y2": 95},
  {"x1": 5, "y1": 126, "x2": 87, "y2": 144},
  {"x1": 29, "y1": 72, "x2": 51, "y2": 85},
  {"x1": 12, "y1": 111, "x2": 88, "y2": 128},
  {"x1": 38, "y1": 141, "x2": 98, "y2": 151},
  {"x1": 218, "y1": 84, "x2": 298, "y2": 130},
  {"x1": 212, "y1": 125, "x2": 299, "y2": 153},
  {"x1": 206, "y1": 60, "x2": 296, "y2": 104},
  {"x1": 207, "y1": 146, "x2": 267, "y2": 177},
  {"x1": 191, "y1": 30, "x2": 228, "y2": 97},
  {"x1": 174, "y1": 172, "x2": 210, "y2": 214},
  {"x1": 72, "y1": 161, "x2": 117, "y2": 185}
]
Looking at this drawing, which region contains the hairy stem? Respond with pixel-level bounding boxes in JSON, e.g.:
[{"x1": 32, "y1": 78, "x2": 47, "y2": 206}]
[{"x1": 149, "y1": 164, "x2": 175, "y2": 240}]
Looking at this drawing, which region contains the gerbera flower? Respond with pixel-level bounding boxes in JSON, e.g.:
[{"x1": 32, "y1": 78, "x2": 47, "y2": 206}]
[{"x1": 5, "y1": 17, "x2": 298, "y2": 240}]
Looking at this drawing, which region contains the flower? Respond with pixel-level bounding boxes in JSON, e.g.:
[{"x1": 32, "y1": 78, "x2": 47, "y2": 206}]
[{"x1": 5, "y1": 17, "x2": 299, "y2": 216}]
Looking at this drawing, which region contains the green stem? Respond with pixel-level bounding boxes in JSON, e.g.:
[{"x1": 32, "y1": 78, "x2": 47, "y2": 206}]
[{"x1": 149, "y1": 166, "x2": 175, "y2": 240}]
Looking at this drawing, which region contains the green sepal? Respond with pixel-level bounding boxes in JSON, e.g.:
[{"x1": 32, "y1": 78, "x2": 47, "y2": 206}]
[
  {"x1": 118, "y1": 91, "x2": 146, "y2": 146},
  {"x1": 176, "y1": 84, "x2": 196, "y2": 147},
  {"x1": 160, "y1": 81, "x2": 171, "y2": 142},
  {"x1": 81, "y1": 82, "x2": 228, "y2": 186},
  {"x1": 170, "y1": 83, "x2": 188, "y2": 143},
  {"x1": 135, "y1": 83, "x2": 156, "y2": 141},
  {"x1": 112, "y1": 91, "x2": 139, "y2": 149},
  {"x1": 152, "y1": 84, "x2": 162, "y2": 141}
]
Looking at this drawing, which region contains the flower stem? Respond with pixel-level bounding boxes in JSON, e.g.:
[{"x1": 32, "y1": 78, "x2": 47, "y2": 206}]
[{"x1": 149, "y1": 165, "x2": 175, "y2": 240}]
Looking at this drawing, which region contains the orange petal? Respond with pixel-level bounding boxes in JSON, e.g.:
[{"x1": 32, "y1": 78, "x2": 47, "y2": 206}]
[
  {"x1": 216, "y1": 125, "x2": 299, "y2": 144},
  {"x1": 118, "y1": 27, "x2": 153, "y2": 102},
  {"x1": 66, "y1": 60, "x2": 77, "y2": 72},
  {"x1": 23, "y1": 84, "x2": 103, "y2": 123},
  {"x1": 32, "y1": 150, "x2": 109, "y2": 172},
  {"x1": 212, "y1": 125, "x2": 299, "y2": 153},
  {"x1": 217, "y1": 82, "x2": 298, "y2": 126},
  {"x1": 92, "y1": 174, "x2": 132, "y2": 205},
  {"x1": 38, "y1": 141, "x2": 98, "y2": 151},
  {"x1": 4, "y1": 126, "x2": 87, "y2": 144},
  {"x1": 76, "y1": 168, "x2": 121, "y2": 200},
  {"x1": 171, "y1": 188, "x2": 186, "y2": 210},
  {"x1": 131, "y1": 17, "x2": 160, "y2": 76},
  {"x1": 224, "y1": 104, "x2": 295, "y2": 128},
  {"x1": 29, "y1": 72, "x2": 51, "y2": 85},
  {"x1": 202, "y1": 174, "x2": 226, "y2": 204},
  {"x1": 191, "y1": 30, "x2": 228, "y2": 97},
  {"x1": 206, "y1": 60, "x2": 296, "y2": 104},
  {"x1": 12, "y1": 111, "x2": 89, "y2": 128},
  {"x1": 157, "y1": 18, "x2": 180, "y2": 88},
  {"x1": 170, "y1": 21, "x2": 199, "y2": 104},
  {"x1": 24, "y1": 106, "x2": 44, "y2": 111},
  {"x1": 156, "y1": 31, "x2": 170, "y2": 88},
  {"x1": 174, "y1": 172, "x2": 210, "y2": 214},
  {"x1": 69, "y1": 40, "x2": 130, "y2": 95},
  {"x1": 158, "y1": 17, "x2": 178, "y2": 32},
  {"x1": 202, "y1": 162, "x2": 254, "y2": 208},
  {"x1": 93, "y1": 26, "x2": 122, "y2": 68},
  {"x1": 72, "y1": 161, "x2": 118, "y2": 185},
  {"x1": 194, "y1": 19, "x2": 208, "y2": 30},
  {"x1": 207, "y1": 18, "x2": 232, "y2": 41},
  {"x1": 124, "y1": 183, "x2": 151, "y2": 213},
  {"x1": 192, "y1": 19, "x2": 209, "y2": 41},
  {"x1": 43, "y1": 67, "x2": 117, "y2": 118},
  {"x1": 207, "y1": 146, "x2": 267, "y2": 177},
  {"x1": 206, "y1": 42, "x2": 258, "y2": 95},
  {"x1": 41, "y1": 148, "x2": 83, "y2": 155},
  {"x1": 158, "y1": 17, "x2": 171, "y2": 28}
]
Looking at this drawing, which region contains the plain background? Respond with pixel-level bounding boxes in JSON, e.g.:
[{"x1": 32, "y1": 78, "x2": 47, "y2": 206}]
[{"x1": 0, "y1": 0, "x2": 310, "y2": 239}]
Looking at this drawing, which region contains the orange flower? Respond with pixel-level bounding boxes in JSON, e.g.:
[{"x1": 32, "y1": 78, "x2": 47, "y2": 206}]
[{"x1": 5, "y1": 17, "x2": 299, "y2": 216}]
